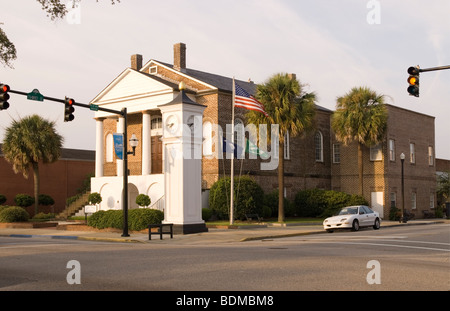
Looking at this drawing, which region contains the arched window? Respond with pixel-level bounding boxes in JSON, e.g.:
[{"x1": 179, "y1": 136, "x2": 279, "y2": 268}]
[
  {"x1": 314, "y1": 131, "x2": 323, "y2": 162},
  {"x1": 106, "y1": 133, "x2": 114, "y2": 162}
]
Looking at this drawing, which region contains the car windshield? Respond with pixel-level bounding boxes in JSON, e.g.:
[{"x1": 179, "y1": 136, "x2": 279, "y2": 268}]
[{"x1": 338, "y1": 207, "x2": 358, "y2": 215}]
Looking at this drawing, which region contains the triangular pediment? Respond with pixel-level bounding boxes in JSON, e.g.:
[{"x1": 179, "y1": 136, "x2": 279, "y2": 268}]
[{"x1": 90, "y1": 68, "x2": 176, "y2": 105}]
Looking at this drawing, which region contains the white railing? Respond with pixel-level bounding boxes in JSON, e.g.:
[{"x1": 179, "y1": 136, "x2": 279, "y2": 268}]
[{"x1": 149, "y1": 195, "x2": 164, "y2": 212}]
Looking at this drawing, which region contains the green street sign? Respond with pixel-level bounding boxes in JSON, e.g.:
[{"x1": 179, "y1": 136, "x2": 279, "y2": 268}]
[
  {"x1": 27, "y1": 89, "x2": 44, "y2": 101},
  {"x1": 90, "y1": 104, "x2": 99, "y2": 111}
]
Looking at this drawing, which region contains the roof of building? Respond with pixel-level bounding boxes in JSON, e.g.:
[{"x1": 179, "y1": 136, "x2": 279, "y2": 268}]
[{"x1": 0, "y1": 144, "x2": 95, "y2": 161}]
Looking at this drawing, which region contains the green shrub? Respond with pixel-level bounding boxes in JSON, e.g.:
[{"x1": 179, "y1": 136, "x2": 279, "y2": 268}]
[
  {"x1": 294, "y1": 189, "x2": 368, "y2": 218},
  {"x1": 0, "y1": 194, "x2": 6, "y2": 205},
  {"x1": 263, "y1": 189, "x2": 294, "y2": 217},
  {"x1": 32, "y1": 212, "x2": 56, "y2": 220},
  {"x1": 88, "y1": 192, "x2": 102, "y2": 205},
  {"x1": 135, "y1": 194, "x2": 151, "y2": 207},
  {"x1": 128, "y1": 208, "x2": 163, "y2": 230},
  {"x1": 202, "y1": 208, "x2": 213, "y2": 221},
  {"x1": 14, "y1": 194, "x2": 34, "y2": 208},
  {"x1": 209, "y1": 176, "x2": 264, "y2": 220},
  {"x1": 0, "y1": 206, "x2": 30, "y2": 222},
  {"x1": 38, "y1": 194, "x2": 55, "y2": 206},
  {"x1": 88, "y1": 208, "x2": 164, "y2": 231}
]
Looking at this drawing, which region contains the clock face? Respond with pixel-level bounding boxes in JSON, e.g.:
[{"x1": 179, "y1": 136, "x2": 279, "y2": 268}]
[{"x1": 165, "y1": 114, "x2": 178, "y2": 134}]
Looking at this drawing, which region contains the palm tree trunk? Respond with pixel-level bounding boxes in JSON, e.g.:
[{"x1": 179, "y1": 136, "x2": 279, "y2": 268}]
[
  {"x1": 32, "y1": 161, "x2": 39, "y2": 216},
  {"x1": 278, "y1": 141, "x2": 285, "y2": 223},
  {"x1": 358, "y1": 143, "x2": 364, "y2": 197}
]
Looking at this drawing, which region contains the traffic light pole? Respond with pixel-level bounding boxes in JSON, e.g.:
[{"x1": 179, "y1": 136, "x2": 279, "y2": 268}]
[
  {"x1": 7, "y1": 87, "x2": 131, "y2": 237},
  {"x1": 418, "y1": 65, "x2": 450, "y2": 73}
]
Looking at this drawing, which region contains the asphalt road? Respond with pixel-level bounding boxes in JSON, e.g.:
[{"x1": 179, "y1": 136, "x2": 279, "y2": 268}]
[{"x1": 0, "y1": 224, "x2": 448, "y2": 292}]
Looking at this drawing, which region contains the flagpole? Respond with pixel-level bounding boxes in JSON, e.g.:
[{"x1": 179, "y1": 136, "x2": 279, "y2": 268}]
[{"x1": 230, "y1": 77, "x2": 235, "y2": 225}]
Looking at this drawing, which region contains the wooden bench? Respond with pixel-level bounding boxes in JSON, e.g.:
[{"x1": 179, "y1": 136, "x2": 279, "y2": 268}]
[
  {"x1": 148, "y1": 223, "x2": 173, "y2": 240},
  {"x1": 245, "y1": 213, "x2": 262, "y2": 222}
]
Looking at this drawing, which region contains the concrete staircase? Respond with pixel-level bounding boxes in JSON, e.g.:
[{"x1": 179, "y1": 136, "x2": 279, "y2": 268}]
[{"x1": 56, "y1": 191, "x2": 91, "y2": 220}]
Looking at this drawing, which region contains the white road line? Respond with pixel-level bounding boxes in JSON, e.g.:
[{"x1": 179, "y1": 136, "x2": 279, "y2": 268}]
[{"x1": 332, "y1": 241, "x2": 450, "y2": 252}]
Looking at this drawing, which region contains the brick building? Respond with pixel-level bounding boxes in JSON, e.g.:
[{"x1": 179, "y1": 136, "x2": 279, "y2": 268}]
[
  {"x1": 89, "y1": 43, "x2": 444, "y2": 219},
  {"x1": 331, "y1": 105, "x2": 437, "y2": 218},
  {"x1": 0, "y1": 145, "x2": 94, "y2": 216}
]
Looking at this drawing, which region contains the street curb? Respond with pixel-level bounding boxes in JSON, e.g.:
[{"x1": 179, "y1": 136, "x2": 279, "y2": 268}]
[{"x1": 240, "y1": 230, "x2": 326, "y2": 242}]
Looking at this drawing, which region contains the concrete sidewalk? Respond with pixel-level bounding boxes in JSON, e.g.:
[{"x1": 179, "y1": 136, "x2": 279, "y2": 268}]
[{"x1": 0, "y1": 219, "x2": 448, "y2": 245}]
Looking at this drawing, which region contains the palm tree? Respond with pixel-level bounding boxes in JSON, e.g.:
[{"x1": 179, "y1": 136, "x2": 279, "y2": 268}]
[
  {"x1": 2, "y1": 115, "x2": 63, "y2": 215},
  {"x1": 247, "y1": 73, "x2": 316, "y2": 222},
  {"x1": 331, "y1": 86, "x2": 387, "y2": 196}
]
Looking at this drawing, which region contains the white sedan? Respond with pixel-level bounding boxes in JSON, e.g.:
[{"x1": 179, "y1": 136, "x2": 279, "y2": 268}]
[{"x1": 323, "y1": 205, "x2": 381, "y2": 233}]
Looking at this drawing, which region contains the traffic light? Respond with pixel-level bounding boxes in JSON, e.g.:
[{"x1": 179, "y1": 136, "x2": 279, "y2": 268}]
[
  {"x1": 64, "y1": 97, "x2": 75, "y2": 122},
  {"x1": 407, "y1": 66, "x2": 420, "y2": 97},
  {"x1": 0, "y1": 84, "x2": 10, "y2": 110}
]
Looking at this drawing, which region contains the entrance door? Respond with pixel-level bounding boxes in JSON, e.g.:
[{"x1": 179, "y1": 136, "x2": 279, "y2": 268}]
[
  {"x1": 151, "y1": 136, "x2": 162, "y2": 174},
  {"x1": 371, "y1": 192, "x2": 384, "y2": 219}
]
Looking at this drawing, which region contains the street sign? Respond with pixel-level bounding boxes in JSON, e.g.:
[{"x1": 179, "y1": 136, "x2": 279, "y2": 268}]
[
  {"x1": 27, "y1": 89, "x2": 44, "y2": 101},
  {"x1": 90, "y1": 104, "x2": 99, "y2": 111},
  {"x1": 113, "y1": 133, "x2": 124, "y2": 160}
]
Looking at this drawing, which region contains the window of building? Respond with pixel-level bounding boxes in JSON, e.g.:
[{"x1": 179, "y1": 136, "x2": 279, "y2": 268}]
[
  {"x1": 284, "y1": 131, "x2": 290, "y2": 160},
  {"x1": 411, "y1": 191, "x2": 417, "y2": 210},
  {"x1": 428, "y1": 146, "x2": 434, "y2": 166},
  {"x1": 410, "y1": 143, "x2": 416, "y2": 164},
  {"x1": 106, "y1": 133, "x2": 114, "y2": 162},
  {"x1": 203, "y1": 121, "x2": 212, "y2": 157},
  {"x1": 315, "y1": 131, "x2": 323, "y2": 162},
  {"x1": 390, "y1": 192, "x2": 397, "y2": 209},
  {"x1": 430, "y1": 192, "x2": 435, "y2": 209},
  {"x1": 151, "y1": 116, "x2": 162, "y2": 130},
  {"x1": 370, "y1": 144, "x2": 382, "y2": 161},
  {"x1": 389, "y1": 139, "x2": 395, "y2": 161},
  {"x1": 333, "y1": 144, "x2": 340, "y2": 164}
]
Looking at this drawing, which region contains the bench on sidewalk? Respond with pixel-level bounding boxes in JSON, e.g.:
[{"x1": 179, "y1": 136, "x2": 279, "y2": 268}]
[{"x1": 148, "y1": 223, "x2": 173, "y2": 240}]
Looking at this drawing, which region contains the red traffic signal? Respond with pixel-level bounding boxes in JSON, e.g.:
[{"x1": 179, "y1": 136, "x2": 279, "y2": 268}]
[
  {"x1": 64, "y1": 97, "x2": 75, "y2": 122},
  {"x1": 0, "y1": 84, "x2": 10, "y2": 110}
]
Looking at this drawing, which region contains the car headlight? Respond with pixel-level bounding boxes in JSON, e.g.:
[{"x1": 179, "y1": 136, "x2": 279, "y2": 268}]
[{"x1": 340, "y1": 218, "x2": 347, "y2": 222}]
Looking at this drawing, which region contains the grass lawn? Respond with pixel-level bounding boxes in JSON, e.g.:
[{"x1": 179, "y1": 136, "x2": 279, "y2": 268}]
[{"x1": 206, "y1": 217, "x2": 324, "y2": 226}]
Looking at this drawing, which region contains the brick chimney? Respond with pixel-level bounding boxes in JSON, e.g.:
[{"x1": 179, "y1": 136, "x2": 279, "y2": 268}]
[
  {"x1": 131, "y1": 54, "x2": 143, "y2": 71},
  {"x1": 173, "y1": 43, "x2": 186, "y2": 72}
]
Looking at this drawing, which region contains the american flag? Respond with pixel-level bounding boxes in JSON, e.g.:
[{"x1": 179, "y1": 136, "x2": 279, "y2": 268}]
[{"x1": 234, "y1": 83, "x2": 268, "y2": 117}]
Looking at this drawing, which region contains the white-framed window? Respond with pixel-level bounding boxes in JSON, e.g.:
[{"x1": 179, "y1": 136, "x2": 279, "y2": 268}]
[
  {"x1": 284, "y1": 131, "x2": 290, "y2": 160},
  {"x1": 370, "y1": 144, "x2": 382, "y2": 161},
  {"x1": 428, "y1": 146, "x2": 434, "y2": 166},
  {"x1": 203, "y1": 121, "x2": 212, "y2": 157},
  {"x1": 149, "y1": 66, "x2": 158, "y2": 75},
  {"x1": 410, "y1": 143, "x2": 416, "y2": 164},
  {"x1": 151, "y1": 116, "x2": 163, "y2": 136},
  {"x1": 314, "y1": 131, "x2": 323, "y2": 162},
  {"x1": 411, "y1": 191, "x2": 417, "y2": 210},
  {"x1": 333, "y1": 144, "x2": 340, "y2": 164},
  {"x1": 389, "y1": 139, "x2": 395, "y2": 161},
  {"x1": 106, "y1": 133, "x2": 114, "y2": 162}
]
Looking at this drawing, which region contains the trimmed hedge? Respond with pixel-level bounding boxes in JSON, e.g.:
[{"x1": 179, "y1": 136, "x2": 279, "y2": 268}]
[
  {"x1": 294, "y1": 189, "x2": 368, "y2": 218},
  {"x1": 88, "y1": 208, "x2": 164, "y2": 231},
  {"x1": 209, "y1": 176, "x2": 264, "y2": 220},
  {"x1": 0, "y1": 206, "x2": 30, "y2": 222},
  {"x1": 14, "y1": 194, "x2": 34, "y2": 208}
]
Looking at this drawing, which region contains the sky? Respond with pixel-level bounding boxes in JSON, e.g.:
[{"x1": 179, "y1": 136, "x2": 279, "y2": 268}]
[{"x1": 1, "y1": 0, "x2": 449, "y2": 159}]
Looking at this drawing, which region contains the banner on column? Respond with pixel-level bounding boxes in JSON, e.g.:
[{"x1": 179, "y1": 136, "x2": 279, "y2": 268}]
[{"x1": 113, "y1": 133, "x2": 124, "y2": 160}]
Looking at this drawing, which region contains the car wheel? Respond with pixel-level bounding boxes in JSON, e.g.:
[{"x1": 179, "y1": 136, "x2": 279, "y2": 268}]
[
  {"x1": 352, "y1": 219, "x2": 360, "y2": 231},
  {"x1": 373, "y1": 218, "x2": 380, "y2": 230}
]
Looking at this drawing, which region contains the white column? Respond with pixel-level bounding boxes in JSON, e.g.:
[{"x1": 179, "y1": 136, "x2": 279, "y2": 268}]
[
  {"x1": 95, "y1": 118, "x2": 104, "y2": 177},
  {"x1": 117, "y1": 116, "x2": 124, "y2": 177},
  {"x1": 142, "y1": 111, "x2": 151, "y2": 175}
]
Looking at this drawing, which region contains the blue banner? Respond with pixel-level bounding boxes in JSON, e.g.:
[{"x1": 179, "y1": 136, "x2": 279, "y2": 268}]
[{"x1": 113, "y1": 133, "x2": 124, "y2": 160}]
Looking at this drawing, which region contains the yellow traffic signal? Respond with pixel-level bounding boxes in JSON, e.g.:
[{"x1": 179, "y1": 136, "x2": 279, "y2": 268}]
[{"x1": 407, "y1": 66, "x2": 420, "y2": 97}]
